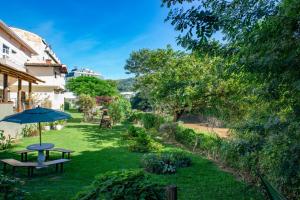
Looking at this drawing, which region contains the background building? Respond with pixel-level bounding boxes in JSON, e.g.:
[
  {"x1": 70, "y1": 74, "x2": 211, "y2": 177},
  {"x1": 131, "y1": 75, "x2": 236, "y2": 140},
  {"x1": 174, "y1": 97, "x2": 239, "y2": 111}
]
[{"x1": 66, "y1": 67, "x2": 102, "y2": 80}]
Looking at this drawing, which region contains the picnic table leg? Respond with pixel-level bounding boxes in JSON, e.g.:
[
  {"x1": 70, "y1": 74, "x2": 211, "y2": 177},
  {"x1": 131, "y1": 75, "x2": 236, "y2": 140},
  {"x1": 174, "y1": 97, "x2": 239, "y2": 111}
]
[
  {"x1": 62, "y1": 152, "x2": 65, "y2": 159},
  {"x1": 3, "y1": 163, "x2": 6, "y2": 172},
  {"x1": 67, "y1": 153, "x2": 70, "y2": 159},
  {"x1": 60, "y1": 163, "x2": 63, "y2": 173},
  {"x1": 27, "y1": 167, "x2": 31, "y2": 177},
  {"x1": 25, "y1": 152, "x2": 28, "y2": 162},
  {"x1": 21, "y1": 153, "x2": 24, "y2": 162},
  {"x1": 46, "y1": 150, "x2": 50, "y2": 161}
]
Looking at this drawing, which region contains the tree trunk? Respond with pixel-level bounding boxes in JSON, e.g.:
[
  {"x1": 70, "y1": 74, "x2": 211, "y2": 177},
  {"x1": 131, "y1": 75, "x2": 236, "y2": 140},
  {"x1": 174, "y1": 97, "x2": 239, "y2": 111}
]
[{"x1": 173, "y1": 109, "x2": 184, "y2": 122}]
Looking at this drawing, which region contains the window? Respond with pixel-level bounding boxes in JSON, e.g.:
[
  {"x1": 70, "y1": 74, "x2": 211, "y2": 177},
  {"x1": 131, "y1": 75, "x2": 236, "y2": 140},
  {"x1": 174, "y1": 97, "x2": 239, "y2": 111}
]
[
  {"x1": 11, "y1": 49, "x2": 17, "y2": 54},
  {"x1": 3, "y1": 44, "x2": 9, "y2": 55}
]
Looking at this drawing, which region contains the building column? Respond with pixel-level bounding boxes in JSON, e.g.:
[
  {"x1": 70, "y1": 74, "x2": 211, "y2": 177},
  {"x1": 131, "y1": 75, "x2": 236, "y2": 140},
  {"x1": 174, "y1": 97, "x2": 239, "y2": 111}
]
[
  {"x1": 28, "y1": 82, "x2": 32, "y2": 109},
  {"x1": 2, "y1": 74, "x2": 8, "y2": 102},
  {"x1": 17, "y1": 79, "x2": 22, "y2": 112}
]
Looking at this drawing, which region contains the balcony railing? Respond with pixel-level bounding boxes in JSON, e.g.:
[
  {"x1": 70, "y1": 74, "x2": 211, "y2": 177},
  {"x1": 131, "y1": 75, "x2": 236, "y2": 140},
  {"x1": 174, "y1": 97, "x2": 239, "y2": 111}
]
[{"x1": 0, "y1": 54, "x2": 25, "y2": 70}]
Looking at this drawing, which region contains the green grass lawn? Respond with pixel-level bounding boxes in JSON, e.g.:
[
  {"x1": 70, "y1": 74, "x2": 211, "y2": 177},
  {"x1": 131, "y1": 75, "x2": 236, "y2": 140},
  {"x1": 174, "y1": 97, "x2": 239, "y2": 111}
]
[{"x1": 0, "y1": 111, "x2": 263, "y2": 200}]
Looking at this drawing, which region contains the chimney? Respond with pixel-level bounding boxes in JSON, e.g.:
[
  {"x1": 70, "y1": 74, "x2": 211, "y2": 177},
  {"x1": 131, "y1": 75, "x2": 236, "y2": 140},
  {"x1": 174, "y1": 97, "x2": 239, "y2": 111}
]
[{"x1": 46, "y1": 59, "x2": 52, "y2": 64}]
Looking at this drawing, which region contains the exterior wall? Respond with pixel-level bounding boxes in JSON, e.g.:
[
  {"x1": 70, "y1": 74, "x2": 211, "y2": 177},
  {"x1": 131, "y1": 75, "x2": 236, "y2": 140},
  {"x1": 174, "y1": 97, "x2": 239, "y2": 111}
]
[
  {"x1": 3, "y1": 28, "x2": 67, "y2": 111},
  {"x1": 27, "y1": 66, "x2": 65, "y2": 88},
  {"x1": 0, "y1": 28, "x2": 31, "y2": 71},
  {"x1": 11, "y1": 28, "x2": 60, "y2": 64}
]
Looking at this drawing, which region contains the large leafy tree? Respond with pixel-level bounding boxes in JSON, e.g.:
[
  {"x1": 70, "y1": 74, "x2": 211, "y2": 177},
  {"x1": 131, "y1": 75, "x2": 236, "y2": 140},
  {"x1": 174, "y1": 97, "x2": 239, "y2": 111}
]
[
  {"x1": 163, "y1": 0, "x2": 300, "y2": 197},
  {"x1": 162, "y1": 0, "x2": 279, "y2": 49},
  {"x1": 125, "y1": 46, "x2": 226, "y2": 121},
  {"x1": 66, "y1": 76, "x2": 118, "y2": 97}
]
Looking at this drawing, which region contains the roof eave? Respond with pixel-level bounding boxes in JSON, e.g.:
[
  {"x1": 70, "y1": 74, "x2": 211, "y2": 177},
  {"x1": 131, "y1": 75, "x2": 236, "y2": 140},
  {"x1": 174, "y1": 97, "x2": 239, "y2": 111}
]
[{"x1": 0, "y1": 20, "x2": 38, "y2": 55}]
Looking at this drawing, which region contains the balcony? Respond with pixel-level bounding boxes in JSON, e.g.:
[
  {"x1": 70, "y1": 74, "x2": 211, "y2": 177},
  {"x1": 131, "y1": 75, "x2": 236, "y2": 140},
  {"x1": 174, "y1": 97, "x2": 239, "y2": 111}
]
[{"x1": 0, "y1": 55, "x2": 25, "y2": 70}]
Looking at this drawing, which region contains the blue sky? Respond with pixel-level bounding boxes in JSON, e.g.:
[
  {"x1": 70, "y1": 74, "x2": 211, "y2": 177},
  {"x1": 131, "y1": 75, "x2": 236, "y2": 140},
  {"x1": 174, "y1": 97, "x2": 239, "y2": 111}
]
[{"x1": 1, "y1": 0, "x2": 181, "y2": 79}]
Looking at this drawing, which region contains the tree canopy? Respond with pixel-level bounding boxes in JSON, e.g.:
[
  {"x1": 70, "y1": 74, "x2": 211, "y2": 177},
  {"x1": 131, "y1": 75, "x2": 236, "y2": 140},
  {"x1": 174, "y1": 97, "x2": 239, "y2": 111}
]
[
  {"x1": 66, "y1": 76, "x2": 118, "y2": 97},
  {"x1": 123, "y1": 0, "x2": 300, "y2": 198}
]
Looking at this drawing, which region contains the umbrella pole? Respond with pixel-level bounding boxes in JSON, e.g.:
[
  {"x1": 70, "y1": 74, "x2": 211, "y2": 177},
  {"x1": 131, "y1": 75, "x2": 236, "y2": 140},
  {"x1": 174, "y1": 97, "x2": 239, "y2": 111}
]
[{"x1": 38, "y1": 122, "x2": 42, "y2": 145}]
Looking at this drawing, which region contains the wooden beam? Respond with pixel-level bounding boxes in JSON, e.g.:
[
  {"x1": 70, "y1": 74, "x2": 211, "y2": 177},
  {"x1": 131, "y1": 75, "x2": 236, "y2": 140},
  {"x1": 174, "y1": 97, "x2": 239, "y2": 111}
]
[
  {"x1": 0, "y1": 63, "x2": 44, "y2": 83},
  {"x1": 17, "y1": 79, "x2": 22, "y2": 112},
  {"x1": 28, "y1": 82, "x2": 32, "y2": 109},
  {"x1": 3, "y1": 74, "x2": 8, "y2": 102}
]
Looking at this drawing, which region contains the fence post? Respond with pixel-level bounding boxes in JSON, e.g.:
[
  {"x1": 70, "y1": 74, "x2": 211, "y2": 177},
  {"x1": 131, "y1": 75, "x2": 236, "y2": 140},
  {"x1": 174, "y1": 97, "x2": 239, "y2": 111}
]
[{"x1": 166, "y1": 185, "x2": 177, "y2": 200}]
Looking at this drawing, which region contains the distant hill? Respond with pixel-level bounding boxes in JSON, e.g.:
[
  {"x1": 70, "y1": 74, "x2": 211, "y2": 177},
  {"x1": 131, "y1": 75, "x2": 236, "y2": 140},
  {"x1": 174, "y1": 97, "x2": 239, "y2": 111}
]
[{"x1": 116, "y1": 78, "x2": 135, "y2": 92}]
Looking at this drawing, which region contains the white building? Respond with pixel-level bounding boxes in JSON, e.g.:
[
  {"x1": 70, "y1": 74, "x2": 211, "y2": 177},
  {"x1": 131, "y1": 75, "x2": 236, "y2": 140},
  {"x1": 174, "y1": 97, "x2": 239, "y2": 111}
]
[
  {"x1": 0, "y1": 20, "x2": 67, "y2": 137},
  {"x1": 0, "y1": 20, "x2": 67, "y2": 114},
  {"x1": 66, "y1": 67, "x2": 102, "y2": 79}
]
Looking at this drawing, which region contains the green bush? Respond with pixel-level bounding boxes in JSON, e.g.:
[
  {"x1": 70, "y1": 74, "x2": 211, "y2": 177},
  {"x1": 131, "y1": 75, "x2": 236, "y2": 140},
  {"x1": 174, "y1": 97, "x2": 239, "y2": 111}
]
[
  {"x1": 174, "y1": 126, "x2": 222, "y2": 154},
  {"x1": 77, "y1": 94, "x2": 96, "y2": 122},
  {"x1": 0, "y1": 174, "x2": 25, "y2": 199},
  {"x1": 0, "y1": 131, "x2": 12, "y2": 150},
  {"x1": 127, "y1": 110, "x2": 144, "y2": 123},
  {"x1": 141, "y1": 113, "x2": 165, "y2": 130},
  {"x1": 108, "y1": 97, "x2": 131, "y2": 124},
  {"x1": 21, "y1": 124, "x2": 38, "y2": 137},
  {"x1": 159, "y1": 122, "x2": 178, "y2": 138},
  {"x1": 64, "y1": 101, "x2": 70, "y2": 110},
  {"x1": 73, "y1": 169, "x2": 165, "y2": 200},
  {"x1": 141, "y1": 151, "x2": 192, "y2": 174},
  {"x1": 129, "y1": 131, "x2": 162, "y2": 153},
  {"x1": 122, "y1": 125, "x2": 142, "y2": 140},
  {"x1": 123, "y1": 126, "x2": 162, "y2": 153}
]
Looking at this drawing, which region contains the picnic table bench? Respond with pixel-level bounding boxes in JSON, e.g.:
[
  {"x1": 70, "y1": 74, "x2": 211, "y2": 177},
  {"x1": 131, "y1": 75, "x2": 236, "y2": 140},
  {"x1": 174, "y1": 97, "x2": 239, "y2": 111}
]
[
  {"x1": 1, "y1": 158, "x2": 70, "y2": 177},
  {"x1": 16, "y1": 148, "x2": 74, "y2": 161},
  {"x1": 46, "y1": 148, "x2": 74, "y2": 160},
  {"x1": 15, "y1": 149, "x2": 35, "y2": 162}
]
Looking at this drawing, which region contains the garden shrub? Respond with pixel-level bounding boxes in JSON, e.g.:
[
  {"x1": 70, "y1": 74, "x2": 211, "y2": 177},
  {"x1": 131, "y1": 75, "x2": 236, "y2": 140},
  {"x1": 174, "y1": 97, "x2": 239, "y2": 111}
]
[
  {"x1": 174, "y1": 126, "x2": 197, "y2": 147},
  {"x1": 174, "y1": 126, "x2": 222, "y2": 155},
  {"x1": 124, "y1": 126, "x2": 162, "y2": 153},
  {"x1": 141, "y1": 151, "x2": 192, "y2": 174},
  {"x1": 73, "y1": 169, "x2": 166, "y2": 200},
  {"x1": 122, "y1": 125, "x2": 141, "y2": 140},
  {"x1": 129, "y1": 131, "x2": 162, "y2": 153},
  {"x1": 64, "y1": 101, "x2": 70, "y2": 110},
  {"x1": 0, "y1": 174, "x2": 25, "y2": 200},
  {"x1": 158, "y1": 122, "x2": 178, "y2": 138},
  {"x1": 108, "y1": 96, "x2": 131, "y2": 124},
  {"x1": 77, "y1": 94, "x2": 96, "y2": 122},
  {"x1": 141, "y1": 113, "x2": 165, "y2": 130},
  {"x1": 21, "y1": 124, "x2": 38, "y2": 137},
  {"x1": 127, "y1": 110, "x2": 144, "y2": 123},
  {"x1": 0, "y1": 131, "x2": 12, "y2": 150}
]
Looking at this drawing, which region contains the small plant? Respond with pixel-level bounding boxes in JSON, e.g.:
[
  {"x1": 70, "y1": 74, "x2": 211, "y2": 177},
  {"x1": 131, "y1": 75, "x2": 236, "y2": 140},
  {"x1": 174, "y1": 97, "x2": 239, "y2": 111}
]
[
  {"x1": 0, "y1": 131, "x2": 12, "y2": 150},
  {"x1": 123, "y1": 126, "x2": 162, "y2": 153},
  {"x1": 64, "y1": 101, "x2": 70, "y2": 110},
  {"x1": 73, "y1": 169, "x2": 165, "y2": 200},
  {"x1": 122, "y1": 125, "x2": 141, "y2": 140},
  {"x1": 0, "y1": 174, "x2": 26, "y2": 199},
  {"x1": 21, "y1": 124, "x2": 38, "y2": 137},
  {"x1": 141, "y1": 151, "x2": 192, "y2": 174},
  {"x1": 159, "y1": 122, "x2": 178, "y2": 138},
  {"x1": 127, "y1": 110, "x2": 143, "y2": 123},
  {"x1": 77, "y1": 94, "x2": 97, "y2": 122},
  {"x1": 142, "y1": 113, "x2": 165, "y2": 130},
  {"x1": 129, "y1": 131, "x2": 162, "y2": 153},
  {"x1": 108, "y1": 97, "x2": 131, "y2": 125}
]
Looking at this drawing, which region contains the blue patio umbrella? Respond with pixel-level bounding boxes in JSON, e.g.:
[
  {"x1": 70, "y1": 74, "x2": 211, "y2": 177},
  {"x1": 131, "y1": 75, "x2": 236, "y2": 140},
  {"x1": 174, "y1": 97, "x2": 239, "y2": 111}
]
[{"x1": 1, "y1": 106, "x2": 71, "y2": 145}]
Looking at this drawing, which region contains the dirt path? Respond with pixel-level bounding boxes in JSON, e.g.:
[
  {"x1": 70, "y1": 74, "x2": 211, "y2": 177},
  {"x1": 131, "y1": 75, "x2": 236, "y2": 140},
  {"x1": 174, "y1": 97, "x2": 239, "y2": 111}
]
[{"x1": 182, "y1": 123, "x2": 230, "y2": 138}]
